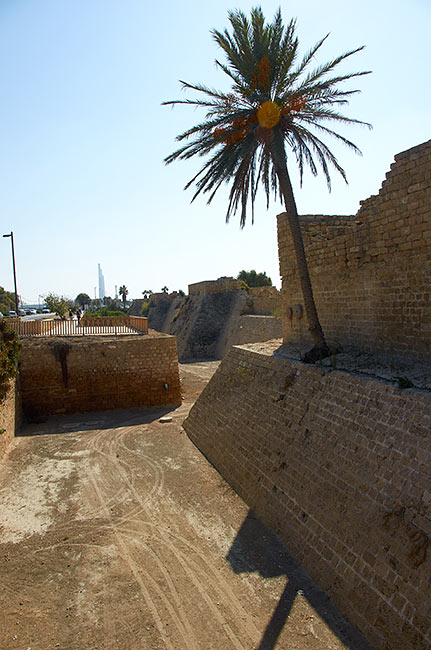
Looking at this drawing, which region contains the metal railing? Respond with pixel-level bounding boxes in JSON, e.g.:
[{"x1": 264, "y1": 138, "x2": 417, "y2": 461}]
[{"x1": 6, "y1": 316, "x2": 148, "y2": 338}]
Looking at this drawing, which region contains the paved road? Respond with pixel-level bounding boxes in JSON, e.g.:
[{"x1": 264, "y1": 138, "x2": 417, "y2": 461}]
[
  {"x1": 21, "y1": 313, "x2": 53, "y2": 321},
  {"x1": 0, "y1": 361, "x2": 370, "y2": 650}
]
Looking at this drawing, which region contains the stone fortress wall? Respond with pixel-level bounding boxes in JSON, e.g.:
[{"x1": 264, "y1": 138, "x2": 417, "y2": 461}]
[
  {"x1": 184, "y1": 141, "x2": 431, "y2": 649},
  {"x1": 18, "y1": 334, "x2": 181, "y2": 418},
  {"x1": 184, "y1": 345, "x2": 431, "y2": 650},
  {"x1": 188, "y1": 278, "x2": 242, "y2": 294},
  {"x1": 277, "y1": 139, "x2": 431, "y2": 362},
  {"x1": 145, "y1": 280, "x2": 282, "y2": 361},
  {"x1": 246, "y1": 285, "x2": 281, "y2": 317}
]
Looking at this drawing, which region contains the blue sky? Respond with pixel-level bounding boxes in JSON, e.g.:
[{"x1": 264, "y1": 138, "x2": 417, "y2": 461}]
[{"x1": 1, "y1": 0, "x2": 429, "y2": 303}]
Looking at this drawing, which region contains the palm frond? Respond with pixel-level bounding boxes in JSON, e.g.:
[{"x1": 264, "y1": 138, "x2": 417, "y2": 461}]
[{"x1": 163, "y1": 5, "x2": 371, "y2": 227}]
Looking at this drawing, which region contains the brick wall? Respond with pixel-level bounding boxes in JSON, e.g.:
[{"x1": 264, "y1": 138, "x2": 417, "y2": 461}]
[
  {"x1": 184, "y1": 345, "x2": 431, "y2": 650},
  {"x1": 277, "y1": 139, "x2": 431, "y2": 361},
  {"x1": 0, "y1": 378, "x2": 22, "y2": 460},
  {"x1": 19, "y1": 334, "x2": 181, "y2": 417}
]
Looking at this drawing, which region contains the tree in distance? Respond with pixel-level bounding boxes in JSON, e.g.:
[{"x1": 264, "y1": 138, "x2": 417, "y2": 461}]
[
  {"x1": 161, "y1": 286, "x2": 169, "y2": 294},
  {"x1": 119, "y1": 285, "x2": 129, "y2": 309},
  {"x1": 238, "y1": 269, "x2": 272, "y2": 288},
  {"x1": 44, "y1": 293, "x2": 72, "y2": 318},
  {"x1": 75, "y1": 293, "x2": 91, "y2": 308},
  {"x1": 0, "y1": 287, "x2": 16, "y2": 315},
  {"x1": 164, "y1": 6, "x2": 371, "y2": 362}
]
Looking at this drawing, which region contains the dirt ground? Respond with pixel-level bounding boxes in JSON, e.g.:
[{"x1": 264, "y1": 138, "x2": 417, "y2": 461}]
[{"x1": 0, "y1": 361, "x2": 371, "y2": 650}]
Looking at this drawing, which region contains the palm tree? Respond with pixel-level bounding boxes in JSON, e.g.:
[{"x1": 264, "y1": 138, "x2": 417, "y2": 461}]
[
  {"x1": 164, "y1": 7, "x2": 370, "y2": 362},
  {"x1": 119, "y1": 285, "x2": 128, "y2": 309}
]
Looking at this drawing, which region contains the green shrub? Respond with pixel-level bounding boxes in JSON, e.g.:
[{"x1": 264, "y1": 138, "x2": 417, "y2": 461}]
[
  {"x1": 85, "y1": 309, "x2": 126, "y2": 318},
  {"x1": 0, "y1": 318, "x2": 20, "y2": 403},
  {"x1": 140, "y1": 302, "x2": 150, "y2": 317}
]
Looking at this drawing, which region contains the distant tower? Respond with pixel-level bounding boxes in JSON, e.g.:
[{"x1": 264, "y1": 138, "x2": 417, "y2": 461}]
[
  {"x1": 98, "y1": 264, "x2": 105, "y2": 300},
  {"x1": 115, "y1": 285, "x2": 118, "y2": 299}
]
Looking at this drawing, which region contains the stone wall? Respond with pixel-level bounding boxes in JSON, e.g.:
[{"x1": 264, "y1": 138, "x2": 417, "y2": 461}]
[
  {"x1": 169, "y1": 292, "x2": 245, "y2": 361},
  {"x1": 246, "y1": 286, "x2": 280, "y2": 316},
  {"x1": 19, "y1": 334, "x2": 181, "y2": 418},
  {"x1": 148, "y1": 295, "x2": 184, "y2": 333},
  {"x1": 188, "y1": 278, "x2": 242, "y2": 295},
  {"x1": 0, "y1": 378, "x2": 22, "y2": 460},
  {"x1": 148, "y1": 285, "x2": 282, "y2": 360},
  {"x1": 128, "y1": 298, "x2": 146, "y2": 317},
  {"x1": 184, "y1": 345, "x2": 431, "y2": 650},
  {"x1": 277, "y1": 140, "x2": 431, "y2": 361},
  {"x1": 226, "y1": 315, "x2": 282, "y2": 347}
]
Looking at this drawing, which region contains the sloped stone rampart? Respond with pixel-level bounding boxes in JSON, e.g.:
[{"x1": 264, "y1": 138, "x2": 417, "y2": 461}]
[
  {"x1": 171, "y1": 292, "x2": 244, "y2": 360},
  {"x1": 149, "y1": 288, "x2": 281, "y2": 360},
  {"x1": 19, "y1": 334, "x2": 181, "y2": 417},
  {"x1": 277, "y1": 139, "x2": 431, "y2": 362},
  {"x1": 184, "y1": 345, "x2": 431, "y2": 650},
  {"x1": 148, "y1": 296, "x2": 183, "y2": 332}
]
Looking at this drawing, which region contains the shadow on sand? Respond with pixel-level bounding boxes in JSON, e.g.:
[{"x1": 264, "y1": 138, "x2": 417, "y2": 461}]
[
  {"x1": 226, "y1": 510, "x2": 372, "y2": 650},
  {"x1": 16, "y1": 404, "x2": 179, "y2": 437}
]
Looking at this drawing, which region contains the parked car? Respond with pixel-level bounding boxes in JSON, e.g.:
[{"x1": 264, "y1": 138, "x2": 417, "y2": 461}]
[
  {"x1": 9, "y1": 310, "x2": 17, "y2": 317},
  {"x1": 41, "y1": 308, "x2": 51, "y2": 313},
  {"x1": 25, "y1": 309, "x2": 37, "y2": 315},
  {"x1": 0, "y1": 311, "x2": 3, "y2": 318}
]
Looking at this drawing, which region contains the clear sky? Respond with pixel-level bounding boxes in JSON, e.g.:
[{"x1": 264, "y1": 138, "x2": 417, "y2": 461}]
[{"x1": 1, "y1": 0, "x2": 429, "y2": 304}]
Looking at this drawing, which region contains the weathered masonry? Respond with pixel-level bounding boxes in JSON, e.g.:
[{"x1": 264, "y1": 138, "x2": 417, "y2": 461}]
[
  {"x1": 184, "y1": 345, "x2": 431, "y2": 650},
  {"x1": 0, "y1": 379, "x2": 21, "y2": 460},
  {"x1": 18, "y1": 333, "x2": 181, "y2": 418},
  {"x1": 277, "y1": 139, "x2": 431, "y2": 362},
  {"x1": 184, "y1": 140, "x2": 431, "y2": 650}
]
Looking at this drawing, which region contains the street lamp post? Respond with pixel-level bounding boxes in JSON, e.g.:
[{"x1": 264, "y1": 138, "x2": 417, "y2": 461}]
[{"x1": 2, "y1": 231, "x2": 19, "y2": 314}]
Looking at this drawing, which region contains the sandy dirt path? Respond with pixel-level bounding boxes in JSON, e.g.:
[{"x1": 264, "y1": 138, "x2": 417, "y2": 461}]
[{"x1": 0, "y1": 361, "x2": 370, "y2": 650}]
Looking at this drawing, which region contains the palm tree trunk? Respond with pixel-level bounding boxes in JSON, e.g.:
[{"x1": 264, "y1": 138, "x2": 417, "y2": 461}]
[{"x1": 273, "y1": 155, "x2": 331, "y2": 362}]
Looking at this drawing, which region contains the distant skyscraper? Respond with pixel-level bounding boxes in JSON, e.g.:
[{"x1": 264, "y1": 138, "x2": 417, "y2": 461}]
[{"x1": 98, "y1": 264, "x2": 105, "y2": 299}]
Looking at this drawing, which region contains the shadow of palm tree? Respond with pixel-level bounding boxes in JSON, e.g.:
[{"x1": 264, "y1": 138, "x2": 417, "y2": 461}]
[{"x1": 226, "y1": 510, "x2": 371, "y2": 650}]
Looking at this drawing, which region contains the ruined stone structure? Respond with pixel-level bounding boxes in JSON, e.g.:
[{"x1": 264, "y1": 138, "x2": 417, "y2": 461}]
[
  {"x1": 188, "y1": 277, "x2": 242, "y2": 294},
  {"x1": 278, "y1": 139, "x2": 431, "y2": 362},
  {"x1": 183, "y1": 141, "x2": 431, "y2": 649},
  {"x1": 143, "y1": 280, "x2": 282, "y2": 360}
]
